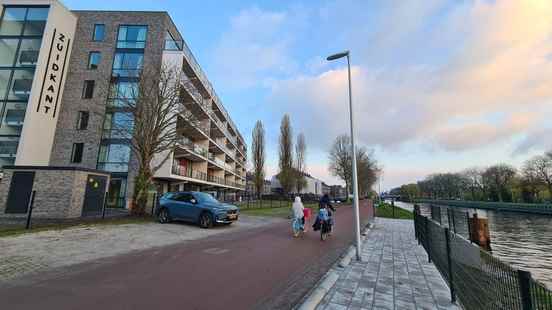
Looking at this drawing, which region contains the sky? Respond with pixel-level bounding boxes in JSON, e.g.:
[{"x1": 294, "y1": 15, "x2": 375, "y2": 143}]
[{"x1": 64, "y1": 0, "x2": 552, "y2": 191}]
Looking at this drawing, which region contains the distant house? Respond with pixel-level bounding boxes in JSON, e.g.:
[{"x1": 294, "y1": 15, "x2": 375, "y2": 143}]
[
  {"x1": 270, "y1": 171, "x2": 325, "y2": 196},
  {"x1": 245, "y1": 172, "x2": 272, "y2": 197}
]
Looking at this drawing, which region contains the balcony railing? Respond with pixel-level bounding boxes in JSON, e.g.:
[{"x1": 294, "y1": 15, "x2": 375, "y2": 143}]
[
  {"x1": 176, "y1": 138, "x2": 208, "y2": 158},
  {"x1": 165, "y1": 39, "x2": 242, "y2": 147},
  {"x1": 171, "y1": 163, "x2": 244, "y2": 189}
]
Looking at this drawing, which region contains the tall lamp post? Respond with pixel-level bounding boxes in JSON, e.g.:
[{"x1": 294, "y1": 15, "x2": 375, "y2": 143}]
[{"x1": 327, "y1": 50, "x2": 361, "y2": 261}]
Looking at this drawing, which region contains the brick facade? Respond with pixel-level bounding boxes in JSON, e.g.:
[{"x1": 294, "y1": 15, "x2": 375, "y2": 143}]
[{"x1": 0, "y1": 167, "x2": 110, "y2": 219}]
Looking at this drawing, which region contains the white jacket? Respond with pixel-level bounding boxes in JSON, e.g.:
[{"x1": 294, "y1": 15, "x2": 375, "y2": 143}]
[{"x1": 292, "y1": 197, "x2": 304, "y2": 219}]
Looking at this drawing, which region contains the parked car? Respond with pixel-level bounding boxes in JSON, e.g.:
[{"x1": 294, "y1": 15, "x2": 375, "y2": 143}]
[{"x1": 156, "y1": 191, "x2": 239, "y2": 228}]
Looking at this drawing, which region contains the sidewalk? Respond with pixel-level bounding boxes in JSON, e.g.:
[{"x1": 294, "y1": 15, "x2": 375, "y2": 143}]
[{"x1": 315, "y1": 218, "x2": 460, "y2": 310}]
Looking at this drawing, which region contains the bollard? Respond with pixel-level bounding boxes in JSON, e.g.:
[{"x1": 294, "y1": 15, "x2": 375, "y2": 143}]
[
  {"x1": 151, "y1": 192, "x2": 158, "y2": 216},
  {"x1": 25, "y1": 190, "x2": 36, "y2": 230},
  {"x1": 444, "y1": 228, "x2": 456, "y2": 303},
  {"x1": 101, "y1": 192, "x2": 108, "y2": 219},
  {"x1": 517, "y1": 270, "x2": 532, "y2": 310},
  {"x1": 424, "y1": 216, "x2": 431, "y2": 263}
]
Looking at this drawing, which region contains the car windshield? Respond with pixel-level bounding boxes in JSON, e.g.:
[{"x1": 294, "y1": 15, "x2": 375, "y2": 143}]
[{"x1": 194, "y1": 192, "x2": 220, "y2": 204}]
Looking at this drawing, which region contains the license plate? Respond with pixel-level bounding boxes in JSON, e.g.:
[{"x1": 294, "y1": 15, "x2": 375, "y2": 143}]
[{"x1": 228, "y1": 214, "x2": 237, "y2": 220}]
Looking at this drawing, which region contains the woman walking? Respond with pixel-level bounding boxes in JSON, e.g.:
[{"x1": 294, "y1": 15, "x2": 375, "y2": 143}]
[{"x1": 291, "y1": 196, "x2": 305, "y2": 237}]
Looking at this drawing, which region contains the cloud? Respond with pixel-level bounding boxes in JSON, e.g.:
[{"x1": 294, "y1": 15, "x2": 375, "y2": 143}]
[
  {"x1": 266, "y1": 0, "x2": 552, "y2": 154},
  {"x1": 513, "y1": 128, "x2": 552, "y2": 156},
  {"x1": 211, "y1": 6, "x2": 308, "y2": 89}
]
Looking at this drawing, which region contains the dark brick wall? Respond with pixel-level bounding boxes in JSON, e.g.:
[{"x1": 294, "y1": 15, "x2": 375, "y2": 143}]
[{"x1": 49, "y1": 11, "x2": 174, "y2": 202}]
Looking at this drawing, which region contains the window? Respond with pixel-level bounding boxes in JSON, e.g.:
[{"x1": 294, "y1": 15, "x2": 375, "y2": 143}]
[
  {"x1": 9, "y1": 68, "x2": 35, "y2": 100},
  {"x1": 0, "y1": 38, "x2": 19, "y2": 66},
  {"x1": 108, "y1": 81, "x2": 138, "y2": 107},
  {"x1": 0, "y1": 7, "x2": 49, "y2": 36},
  {"x1": 102, "y1": 111, "x2": 133, "y2": 138},
  {"x1": 71, "y1": 143, "x2": 84, "y2": 163},
  {"x1": 87, "y1": 52, "x2": 101, "y2": 70},
  {"x1": 112, "y1": 52, "x2": 143, "y2": 77},
  {"x1": 97, "y1": 143, "x2": 130, "y2": 172},
  {"x1": 117, "y1": 25, "x2": 147, "y2": 49},
  {"x1": 23, "y1": 8, "x2": 49, "y2": 36},
  {"x1": 16, "y1": 39, "x2": 41, "y2": 66},
  {"x1": 93, "y1": 24, "x2": 105, "y2": 41},
  {"x1": 76, "y1": 111, "x2": 89, "y2": 130},
  {"x1": 164, "y1": 31, "x2": 181, "y2": 51},
  {"x1": 82, "y1": 80, "x2": 95, "y2": 99},
  {"x1": 0, "y1": 7, "x2": 26, "y2": 36}
]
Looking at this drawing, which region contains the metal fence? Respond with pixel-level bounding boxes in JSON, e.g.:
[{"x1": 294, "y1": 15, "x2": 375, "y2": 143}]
[{"x1": 414, "y1": 206, "x2": 552, "y2": 310}]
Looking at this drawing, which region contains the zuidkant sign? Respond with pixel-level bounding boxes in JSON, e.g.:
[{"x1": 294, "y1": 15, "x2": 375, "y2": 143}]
[{"x1": 36, "y1": 29, "x2": 71, "y2": 118}]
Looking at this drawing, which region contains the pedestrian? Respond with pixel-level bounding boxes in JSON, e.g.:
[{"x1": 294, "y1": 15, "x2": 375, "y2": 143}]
[{"x1": 291, "y1": 196, "x2": 305, "y2": 237}]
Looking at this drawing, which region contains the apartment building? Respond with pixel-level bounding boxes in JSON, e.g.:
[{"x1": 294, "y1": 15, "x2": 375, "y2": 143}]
[{"x1": 0, "y1": 0, "x2": 247, "y2": 209}]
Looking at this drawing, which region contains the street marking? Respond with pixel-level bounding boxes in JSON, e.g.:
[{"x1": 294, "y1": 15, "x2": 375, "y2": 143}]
[{"x1": 203, "y1": 248, "x2": 229, "y2": 255}]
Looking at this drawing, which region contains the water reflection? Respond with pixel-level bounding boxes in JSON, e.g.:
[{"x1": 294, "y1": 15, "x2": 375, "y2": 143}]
[{"x1": 397, "y1": 201, "x2": 552, "y2": 288}]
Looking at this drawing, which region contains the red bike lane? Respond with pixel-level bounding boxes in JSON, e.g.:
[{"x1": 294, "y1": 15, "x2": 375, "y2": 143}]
[{"x1": 1, "y1": 203, "x2": 373, "y2": 310}]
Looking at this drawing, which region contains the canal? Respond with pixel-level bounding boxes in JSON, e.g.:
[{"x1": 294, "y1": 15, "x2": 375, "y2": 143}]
[{"x1": 394, "y1": 201, "x2": 552, "y2": 289}]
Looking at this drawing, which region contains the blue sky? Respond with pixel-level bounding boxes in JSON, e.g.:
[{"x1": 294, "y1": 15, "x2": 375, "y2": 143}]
[{"x1": 65, "y1": 0, "x2": 552, "y2": 190}]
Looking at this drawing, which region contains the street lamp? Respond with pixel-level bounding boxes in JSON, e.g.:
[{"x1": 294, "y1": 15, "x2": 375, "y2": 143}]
[{"x1": 326, "y1": 50, "x2": 362, "y2": 261}]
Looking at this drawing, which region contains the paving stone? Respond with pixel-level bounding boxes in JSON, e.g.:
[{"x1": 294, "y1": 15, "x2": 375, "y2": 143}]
[{"x1": 316, "y1": 218, "x2": 461, "y2": 310}]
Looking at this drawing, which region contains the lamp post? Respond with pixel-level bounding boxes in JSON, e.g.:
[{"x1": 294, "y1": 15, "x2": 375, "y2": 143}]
[{"x1": 327, "y1": 50, "x2": 362, "y2": 261}]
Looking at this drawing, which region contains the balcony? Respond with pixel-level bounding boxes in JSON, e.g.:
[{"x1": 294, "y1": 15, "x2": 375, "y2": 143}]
[
  {"x1": 4, "y1": 109, "x2": 25, "y2": 126},
  {"x1": 171, "y1": 163, "x2": 244, "y2": 190},
  {"x1": 0, "y1": 141, "x2": 18, "y2": 158},
  {"x1": 165, "y1": 38, "x2": 242, "y2": 146},
  {"x1": 11, "y1": 79, "x2": 33, "y2": 99},
  {"x1": 175, "y1": 137, "x2": 208, "y2": 161},
  {"x1": 18, "y1": 50, "x2": 39, "y2": 66}
]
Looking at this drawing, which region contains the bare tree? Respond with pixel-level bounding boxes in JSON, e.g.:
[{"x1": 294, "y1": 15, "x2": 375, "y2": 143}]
[
  {"x1": 462, "y1": 167, "x2": 484, "y2": 200},
  {"x1": 329, "y1": 134, "x2": 378, "y2": 197},
  {"x1": 521, "y1": 158, "x2": 543, "y2": 202},
  {"x1": 111, "y1": 65, "x2": 194, "y2": 215},
  {"x1": 482, "y1": 164, "x2": 517, "y2": 202},
  {"x1": 329, "y1": 135, "x2": 353, "y2": 196},
  {"x1": 294, "y1": 133, "x2": 307, "y2": 193},
  {"x1": 277, "y1": 114, "x2": 294, "y2": 195},
  {"x1": 251, "y1": 120, "x2": 265, "y2": 198},
  {"x1": 532, "y1": 154, "x2": 552, "y2": 198}
]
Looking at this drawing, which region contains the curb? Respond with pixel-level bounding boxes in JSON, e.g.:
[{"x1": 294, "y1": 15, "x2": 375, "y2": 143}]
[
  {"x1": 295, "y1": 222, "x2": 374, "y2": 310},
  {"x1": 297, "y1": 271, "x2": 340, "y2": 310}
]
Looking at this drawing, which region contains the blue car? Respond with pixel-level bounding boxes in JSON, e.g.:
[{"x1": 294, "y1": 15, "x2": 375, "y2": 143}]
[{"x1": 156, "y1": 191, "x2": 239, "y2": 228}]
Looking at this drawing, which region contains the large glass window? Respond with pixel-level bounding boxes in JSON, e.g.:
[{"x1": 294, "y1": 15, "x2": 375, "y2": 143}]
[
  {"x1": 0, "y1": 70, "x2": 11, "y2": 99},
  {"x1": 112, "y1": 52, "x2": 143, "y2": 77},
  {"x1": 117, "y1": 25, "x2": 147, "y2": 49},
  {"x1": 23, "y1": 8, "x2": 49, "y2": 36},
  {"x1": 108, "y1": 81, "x2": 138, "y2": 107},
  {"x1": 16, "y1": 38, "x2": 41, "y2": 66},
  {"x1": 98, "y1": 143, "x2": 130, "y2": 172},
  {"x1": 0, "y1": 8, "x2": 26, "y2": 36},
  {"x1": 0, "y1": 7, "x2": 48, "y2": 36},
  {"x1": 0, "y1": 38, "x2": 19, "y2": 66},
  {"x1": 8, "y1": 68, "x2": 34, "y2": 100},
  {"x1": 102, "y1": 111, "x2": 134, "y2": 139}
]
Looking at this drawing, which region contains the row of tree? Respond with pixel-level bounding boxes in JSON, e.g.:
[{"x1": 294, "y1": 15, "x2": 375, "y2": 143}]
[
  {"x1": 391, "y1": 151, "x2": 552, "y2": 203},
  {"x1": 250, "y1": 114, "x2": 307, "y2": 197},
  {"x1": 251, "y1": 115, "x2": 381, "y2": 199}
]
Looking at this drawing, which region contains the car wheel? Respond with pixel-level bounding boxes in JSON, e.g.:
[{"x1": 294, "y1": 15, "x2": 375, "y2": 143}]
[
  {"x1": 158, "y1": 208, "x2": 171, "y2": 224},
  {"x1": 199, "y1": 212, "x2": 213, "y2": 229}
]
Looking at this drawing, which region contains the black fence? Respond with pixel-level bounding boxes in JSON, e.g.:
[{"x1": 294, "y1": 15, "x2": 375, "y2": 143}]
[{"x1": 414, "y1": 206, "x2": 552, "y2": 310}]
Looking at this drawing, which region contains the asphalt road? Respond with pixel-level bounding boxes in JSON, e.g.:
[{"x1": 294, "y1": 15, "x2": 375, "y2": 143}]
[{"x1": 1, "y1": 204, "x2": 373, "y2": 310}]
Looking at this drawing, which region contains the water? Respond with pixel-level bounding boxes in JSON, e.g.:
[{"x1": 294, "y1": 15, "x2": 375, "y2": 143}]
[{"x1": 397, "y1": 201, "x2": 552, "y2": 288}]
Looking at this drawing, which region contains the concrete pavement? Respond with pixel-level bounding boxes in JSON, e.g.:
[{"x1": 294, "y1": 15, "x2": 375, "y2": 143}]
[{"x1": 315, "y1": 218, "x2": 460, "y2": 310}]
